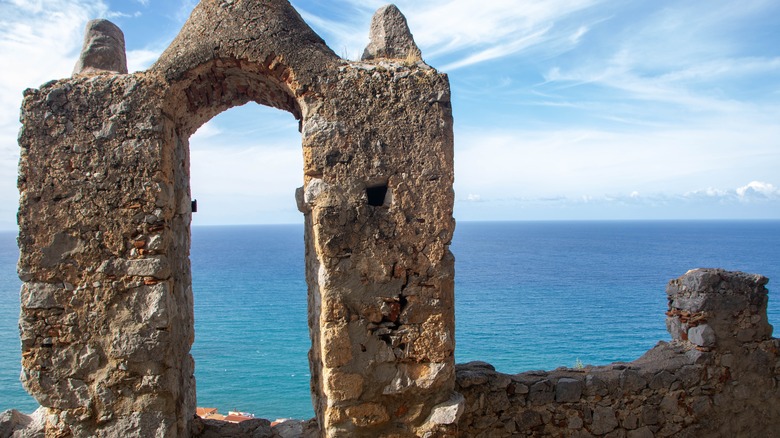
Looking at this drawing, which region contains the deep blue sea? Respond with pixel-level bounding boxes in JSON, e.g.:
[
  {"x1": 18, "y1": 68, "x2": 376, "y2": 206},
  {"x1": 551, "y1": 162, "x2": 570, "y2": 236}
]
[{"x1": 1, "y1": 221, "x2": 778, "y2": 420}]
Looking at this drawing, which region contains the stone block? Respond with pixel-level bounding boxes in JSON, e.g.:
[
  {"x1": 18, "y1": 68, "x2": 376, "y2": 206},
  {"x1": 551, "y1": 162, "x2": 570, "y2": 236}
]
[
  {"x1": 20, "y1": 282, "x2": 61, "y2": 310},
  {"x1": 422, "y1": 392, "x2": 464, "y2": 426},
  {"x1": 126, "y1": 256, "x2": 171, "y2": 278},
  {"x1": 345, "y1": 403, "x2": 389, "y2": 427},
  {"x1": 0, "y1": 409, "x2": 32, "y2": 437},
  {"x1": 620, "y1": 369, "x2": 647, "y2": 392},
  {"x1": 325, "y1": 371, "x2": 363, "y2": 401},
  {"x1": 627, "y1": 427, "x2": 654, "y2": 438},
  {"x1": 555, "y1": 378, "x2": 582, "y2": 403},
  {"x1": 649, "y1": 370, "x2": 677, "y2": 390},
  {"x1": 688, "y1": 324, "x2": 716, "y2": 347},
  {"x1": 590, "y1": 406, "x2": 618, "y2": 435},
  {"x1": 529, "y1": 379, "x2": 555, "y2": 405}
]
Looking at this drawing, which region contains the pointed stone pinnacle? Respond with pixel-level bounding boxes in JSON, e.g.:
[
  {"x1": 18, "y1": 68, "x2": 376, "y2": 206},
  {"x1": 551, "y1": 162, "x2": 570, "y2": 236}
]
[
  {"x1": 362, "y1": 4, "x2": 423, "y2": 62},
  {"x1": 73, "y1": 19, "x2": 128, "y2": 76}
]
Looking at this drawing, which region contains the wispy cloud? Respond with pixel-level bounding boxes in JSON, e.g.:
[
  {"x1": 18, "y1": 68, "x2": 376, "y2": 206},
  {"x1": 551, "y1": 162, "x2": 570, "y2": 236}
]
[
  {"x1": 540, "y1": 1, "x2": 780, "y2": 115},
  {"x1": 569, "y1": 26, "x2": 589, "y2": 44},
  {"x1": 456, "y1": 181, "x2": 780, "y2": 221},
  {"x1": 440, "y1": 25, "x2": 552, "y2": 71},
  {"x1": 295, "y1": 8, "x2": 367, "y2": 60},
  {"x1": 296, "y1": 0, "x2": 603, "y2": 68},
  {"x1": 126, "y1": 48, "x2": 161, "y2": 72},
  {"x1": 174, "y1": 0, "x2": 199, "y2": 23},
  {"x1": 105, "y1": 10, "x2": 142, "y2": 19}
]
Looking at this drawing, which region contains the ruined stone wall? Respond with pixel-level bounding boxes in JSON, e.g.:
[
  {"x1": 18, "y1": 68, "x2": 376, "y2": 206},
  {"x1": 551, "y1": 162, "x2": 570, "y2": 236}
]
[
  {"x1": 15, "y1": 1, "x2": 456, "y2": 437},
  {"x1": 455, "y1": 269, "x2": 780, "y2": 437},
  {"x1": 10, "y1": 2, "x2": 780, "y2": 438},
  {"x1": 17, "y1": 73, "x2": 191, "y2": 437}
]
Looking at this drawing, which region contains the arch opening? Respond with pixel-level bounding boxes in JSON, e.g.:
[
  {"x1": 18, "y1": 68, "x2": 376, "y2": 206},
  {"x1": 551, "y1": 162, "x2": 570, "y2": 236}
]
[
  {"x1": 186, "y1": 103, "x2": 312, "y2": 420},
  {"x1": 159, "y1": 55, "x2": 313, "y2": 424}
]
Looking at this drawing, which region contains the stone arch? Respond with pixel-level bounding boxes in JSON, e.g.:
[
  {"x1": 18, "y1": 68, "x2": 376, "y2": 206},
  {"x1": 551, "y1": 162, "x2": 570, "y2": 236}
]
[
  {"x1": 16, "y1": 1, "x2": 457, "y2": 437},
  {"x1": 161, "y1": 56, "x2": 303, "y2": 138}
]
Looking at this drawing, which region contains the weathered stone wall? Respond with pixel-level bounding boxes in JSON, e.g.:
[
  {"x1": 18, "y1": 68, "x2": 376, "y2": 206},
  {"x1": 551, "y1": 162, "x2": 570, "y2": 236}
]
[
  {"x1": 9, "y1": 1, "x2": 780, "y2": 438},
  {"x1": 17, "y1": 73, "x2": 187, "y2": 438},
  {"x1": 15, "y1": 1, "x2": 456, "y2": 437},
  {"x1": 455, "y1": 269, "x2": 780, "y2": 437}
]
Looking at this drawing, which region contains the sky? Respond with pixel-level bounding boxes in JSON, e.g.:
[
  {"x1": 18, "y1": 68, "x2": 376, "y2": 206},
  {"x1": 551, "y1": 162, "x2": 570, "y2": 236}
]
[{"x1": 0, "y1": 0, "x2": 779, "y2": 228}]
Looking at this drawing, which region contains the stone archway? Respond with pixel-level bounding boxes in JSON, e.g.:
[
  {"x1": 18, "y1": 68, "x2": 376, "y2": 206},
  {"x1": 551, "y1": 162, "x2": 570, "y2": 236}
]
[{"x1": 17, "y1": 1, "x2": 457, "y2": 437}]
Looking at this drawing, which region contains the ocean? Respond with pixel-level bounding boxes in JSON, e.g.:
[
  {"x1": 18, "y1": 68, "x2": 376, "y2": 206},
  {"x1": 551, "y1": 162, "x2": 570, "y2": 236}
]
[{"x1": 1, "y1": 221, "x2": 778, "y2": 420}]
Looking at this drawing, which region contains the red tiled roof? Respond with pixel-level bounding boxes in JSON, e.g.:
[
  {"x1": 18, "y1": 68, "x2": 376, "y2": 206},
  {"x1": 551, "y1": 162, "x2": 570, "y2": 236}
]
[
  {"x1": 196, "y1": 407, "x2": 218, "y2": 417},
  {"x1": 223, "y1": 414, "x2": 254, "y2": 423}
]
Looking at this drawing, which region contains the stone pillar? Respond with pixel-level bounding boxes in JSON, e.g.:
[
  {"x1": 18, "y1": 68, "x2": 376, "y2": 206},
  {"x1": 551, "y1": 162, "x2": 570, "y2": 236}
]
[
  {"x1": 666, "y1": 268, "x2": 773, "y2": 351},
  {"x1": 17, "y1": 72, "x2": 192, "y2": 437},
  {"x1": 297, "y1": 63, "x2": 458, "y2": 438},
  {"x1": 294, "y1": 4, "x2": 459, "y2": 436}
]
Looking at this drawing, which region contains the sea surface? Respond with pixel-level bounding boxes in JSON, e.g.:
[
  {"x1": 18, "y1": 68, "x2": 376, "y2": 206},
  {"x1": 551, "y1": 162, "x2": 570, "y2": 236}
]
[{"x1": 1, "y1": 221, "x2": 778, "y2": 420}]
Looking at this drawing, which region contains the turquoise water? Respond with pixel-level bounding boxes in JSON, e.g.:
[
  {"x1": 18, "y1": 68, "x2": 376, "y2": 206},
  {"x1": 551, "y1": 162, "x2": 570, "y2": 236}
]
[{"x1": 1, "y1": 221, "x2": 778, "y2": 419}]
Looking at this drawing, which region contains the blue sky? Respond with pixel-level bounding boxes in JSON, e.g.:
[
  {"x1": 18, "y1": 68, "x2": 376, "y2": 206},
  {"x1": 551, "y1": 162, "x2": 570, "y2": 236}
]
[{"x1": 0, "y1": 0, "x2": 779, "y2": 228}]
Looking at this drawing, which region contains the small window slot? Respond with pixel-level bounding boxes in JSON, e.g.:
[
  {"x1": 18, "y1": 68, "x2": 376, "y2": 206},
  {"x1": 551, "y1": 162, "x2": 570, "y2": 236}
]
[{"x1": 366, "y1": 185, "x2": 388, "y2": 207}]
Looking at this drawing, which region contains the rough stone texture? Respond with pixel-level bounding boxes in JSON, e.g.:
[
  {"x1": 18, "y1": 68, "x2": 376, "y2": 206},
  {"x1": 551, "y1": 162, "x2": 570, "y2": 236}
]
[
  {"x1": 0, "y1": 407, "x2": 45, "y2": 438},
  {"x1": 456, "y1": 269, "x2": 780, "y2": 437},
  {"x1": 72, "y1": 19, "x2": 128, "y2": 75},
  {"x1": 362, "y1": 4, "x2": 423, "y2": 62},
  {"x1": 188, "y1": 417, "x2": 320, "y2": 438},
  {"x1": 0, "y1": 410, "x2": 30, "y2": 437},
  {"x1": 17, "y1": 1, "x2": 454, "y2": 437}
]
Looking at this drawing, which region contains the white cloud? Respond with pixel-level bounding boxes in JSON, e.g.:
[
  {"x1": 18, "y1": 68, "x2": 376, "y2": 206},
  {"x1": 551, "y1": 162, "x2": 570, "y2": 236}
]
[
  {"x1": 455, "y1": 180, "x2": 780, "y2": 221},
  {"x1": 404, "y1": 0, "x2": 598, "y2": 58},
  {"x1": 569, "y1": 25, "x2": 589, "y2": 44},
  {"x1": 190, "y1": 121, "x2": 223, "y2": 141},
  {"x1": 188, "y1": 143, "x2": 304, "y2": 225},
  {"x1": 126, "y1": 48, "x2": 161, "y2": 72},
  {"x1": 175, "y1": 0, "x2": 200, "y2": 24},
  {"x1": 440, "y1": 26, "x2": 552, "y2": 71},
  {"x1": 295, "y1": 8, "x2": 366, "y2": 60},
  {"x1": 454, "y1": 119, "x2": 780, "y2": 206},
  {"x1": 0, "y1": 1, "x2": 109, "y2": 117},
  {"x1": 685, "y1": 187, "x2": 728, "y2": 199},
  {"x1": 105, "y1": 10, "x2": 142, "y2": 19},
  {"x1": 737, "y1": 181, "x2": 780, "y2": 199}
]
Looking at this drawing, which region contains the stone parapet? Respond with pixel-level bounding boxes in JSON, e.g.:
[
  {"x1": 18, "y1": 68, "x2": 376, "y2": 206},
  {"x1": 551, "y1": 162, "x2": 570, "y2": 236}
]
[{"x1": 456, "y1": 269, "x2": 779, "y2": 437}]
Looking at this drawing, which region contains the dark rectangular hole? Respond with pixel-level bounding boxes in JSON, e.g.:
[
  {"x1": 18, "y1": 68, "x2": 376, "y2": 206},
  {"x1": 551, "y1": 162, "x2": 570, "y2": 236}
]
[{"x1": 366, "y1": 185, "x2": 388, "y2": 207}]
